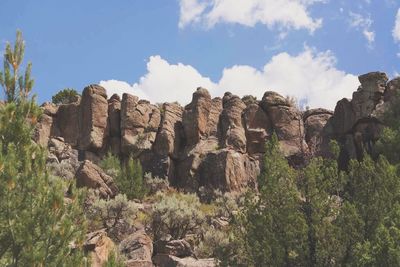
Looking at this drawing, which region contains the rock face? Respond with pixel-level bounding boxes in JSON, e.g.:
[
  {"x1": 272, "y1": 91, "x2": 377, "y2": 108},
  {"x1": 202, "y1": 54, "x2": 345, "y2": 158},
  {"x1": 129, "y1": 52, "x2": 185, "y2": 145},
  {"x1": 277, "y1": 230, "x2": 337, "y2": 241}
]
[
  {"x1": 79, "y1": 85, "x2": 109, "y2": 152},
  {"x1": 182, "y1": 88, "x2": 212, "y2": 147},
  {"x1": 121, "y1": 94, "x2": 161, "y2": 155},
  {"x1": 322, "y1": 72, "x2": 392, "y2": 165},
  {"x1": 119, "y1": 231, "x2": 153, "y2": 267},
  {"x1": 76, "y1": 160, "x2": 118, "y2": 198},
  {"x1": 260, "y1": 92, "x2": 307, "y2": 157},
  {"x1": 36, "y1": 71, "x2": 400, "y2": 193}
]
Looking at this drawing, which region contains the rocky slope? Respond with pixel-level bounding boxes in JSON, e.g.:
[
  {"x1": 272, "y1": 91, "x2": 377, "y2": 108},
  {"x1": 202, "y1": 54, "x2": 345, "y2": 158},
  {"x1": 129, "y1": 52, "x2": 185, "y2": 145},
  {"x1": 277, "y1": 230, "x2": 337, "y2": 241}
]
[{"x1": 35, "y1": 71, "x2": 398, "y2": 196}]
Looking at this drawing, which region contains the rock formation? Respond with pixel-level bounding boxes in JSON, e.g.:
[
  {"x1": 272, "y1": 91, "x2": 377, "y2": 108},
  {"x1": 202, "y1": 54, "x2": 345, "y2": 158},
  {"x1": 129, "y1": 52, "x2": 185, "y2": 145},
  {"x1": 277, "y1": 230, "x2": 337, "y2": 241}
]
[{"x1": 34, "y1": 71, "x2": 400, "y2": 193}]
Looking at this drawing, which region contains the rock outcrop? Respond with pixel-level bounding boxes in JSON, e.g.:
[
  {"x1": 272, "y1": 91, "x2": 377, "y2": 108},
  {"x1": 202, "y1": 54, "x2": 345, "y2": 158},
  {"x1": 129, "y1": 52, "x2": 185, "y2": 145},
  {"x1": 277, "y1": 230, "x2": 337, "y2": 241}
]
[
  {"x1": 35, "y1": 71, "x2": 400, "y2": 193},
  {"x1": 76, "y1": 160, "x2": 118, "y2": 198}
]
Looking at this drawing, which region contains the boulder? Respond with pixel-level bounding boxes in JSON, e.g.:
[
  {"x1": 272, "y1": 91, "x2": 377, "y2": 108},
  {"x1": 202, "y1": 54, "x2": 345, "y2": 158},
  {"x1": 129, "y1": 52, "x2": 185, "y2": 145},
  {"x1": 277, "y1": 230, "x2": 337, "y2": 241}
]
[
  {"x1": 153, "y1": 255, "x2": 216, "y2": 267},
  {"x1": 84, "y1": 230, "x2": 116, "y2": 267},
  {"x1": 182, "y1": 88, "x2": 212, "y2": 147},
  {"x1": 79, "y1": 84, "x2": 109, "y2": 151},
  {"x1": 76, "y1": 160, "x2": 118, "y2": 199},
  {"x1": 158, "y1": 239, "x2": 193, "y2": 258},
  {"x1": 119, "y1": 231, "x2": 153, "y2": 267}
]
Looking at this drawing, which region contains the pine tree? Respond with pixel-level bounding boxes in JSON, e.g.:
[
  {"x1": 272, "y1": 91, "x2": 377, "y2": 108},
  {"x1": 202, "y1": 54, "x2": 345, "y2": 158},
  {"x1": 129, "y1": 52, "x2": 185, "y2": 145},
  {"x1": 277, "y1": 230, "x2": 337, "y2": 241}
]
[
  {"x1": 218, "y1": 134, "x2": 308, "y2": 266},
  {"x1": 0, "y1": 31, "x2": 87, "y2": 266},
  {"x1": 120, "y1": 157, "x2": 147, "y2": 200},
  {"x1": 52, "y1": 88, "x2": 80, "y2": 105},
  {"x1": 0, "y1": 31, "x2": 33, "y2": 102}
]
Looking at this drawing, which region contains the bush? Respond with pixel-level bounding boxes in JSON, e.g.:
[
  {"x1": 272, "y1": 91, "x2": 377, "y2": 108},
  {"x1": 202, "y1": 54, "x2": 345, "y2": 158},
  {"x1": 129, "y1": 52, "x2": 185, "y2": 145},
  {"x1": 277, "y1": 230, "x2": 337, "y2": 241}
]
[
  {"x1": 87, "y1": 194, "x2": 137, "y2": 240},
  {"x1": 47, "y1": 160, "x2": 76, "y2": 180},
  {"x1": 52, "y1": 88, "x2": 80, "y2": 105},
  {"x1": 195, "y1": 226, "x2": 230, "y2": 258},
  {"x1": 144, "y1": 173, "x2": 170, "y2": 194},
  {"x1": 151, "y1": 192, "x2": 205, "y2": 242}
]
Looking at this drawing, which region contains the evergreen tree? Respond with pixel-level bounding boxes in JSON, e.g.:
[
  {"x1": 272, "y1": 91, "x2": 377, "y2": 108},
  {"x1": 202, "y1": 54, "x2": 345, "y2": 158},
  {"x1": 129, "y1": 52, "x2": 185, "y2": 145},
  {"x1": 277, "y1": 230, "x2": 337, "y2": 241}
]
[
  {"x1": 52, "y1": 88, "x2": 80, "y2": 105},
  {"x1": 346, "y1": 156, "x2": 400, "y2": 240},
  {"x1": 218, "y1": 134, "x2": 308, "y2": 266},
  {"x1": 101, "y1": 153, "x2": 147, "y2": 200},
  {"x1": 0, "y1": 31, "x2": 33, "y2": 102},
  {"x1": 0, "y1": 31, "x2": 87, "y2": 266}
]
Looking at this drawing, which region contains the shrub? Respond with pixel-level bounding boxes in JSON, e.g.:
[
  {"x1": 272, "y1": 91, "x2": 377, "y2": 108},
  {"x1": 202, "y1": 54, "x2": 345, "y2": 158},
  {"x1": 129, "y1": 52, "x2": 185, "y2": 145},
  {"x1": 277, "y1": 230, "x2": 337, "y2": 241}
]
[
  {"x1": 213, "y1": 190, "x2": 241, "y2": 220},
  {"x1": 195, "y1": 226, "x2": 230, "y2": 258},
  {"x1": 52, "y1": 88, "x2": 80, "y2": 105},
  {"x1": 151, "y1": 192, "x2": 205, "y2": 242},
  {"x1": 47, "y1": 160, "x2": 76, "y2": 180},
  {"x1": 87, "y1": 194, "x2": 137, "y2": 240},
  {"x1": 144, "y1": 173, "x2": 170, "y2": 194}
]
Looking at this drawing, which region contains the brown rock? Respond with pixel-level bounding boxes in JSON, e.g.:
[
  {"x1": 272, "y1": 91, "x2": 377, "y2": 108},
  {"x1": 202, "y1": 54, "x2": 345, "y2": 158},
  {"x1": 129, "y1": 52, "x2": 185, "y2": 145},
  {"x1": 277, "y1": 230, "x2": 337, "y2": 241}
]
[
  {"x1": 121, "y1": 95, "x2": 161, "y2": 154},
  {"x1": 260, "y1": 91, "x2": 290, "y2": 109},
  {"x1": 153, "y1": 255, "x2": 216, "y2": 267},
  {"x1": 76, "y1": 160, "x2": 118, "y2": 198},
  {"x1": 182, "y1": 88, "x2": 212, "y2": 147},
  {"x1": 384, "y1": 77, "x2": 400, "y2": 102},
  {"x1": 84, "y1": 230, "x2": 116, "y2": 267},
  {"x1": 199, "y1": 149, "x2": 259, "y2": 192},
  {"x1": 303, "y1": 109, "x2": 333, "y2": 155},
  {"x1": 159, "y1": 239, "x2": 193, "y2": 258},
  {"x1": 153, "y1": 102, "x2": 184, "y2": 158},
  {"x1": 79, "y1": 84, "x2": 109, "y2": 151},
  {"x1": 243, "y1": 103, "x2": 272, "y2": 154},
  {"x1": 108, "y1": 94, "x2": 122, "y2": 154},
  {"x1": 57, "y1": 101, "x2": 80, "y2": 146},
  {"x1": 220, "y1": 93, "x2": 247, "y2": 153},
  {"x1": 206, "y1": 97, "x2": 223, "y2": 137},
  {"x1": 119, "y1": 231, "x2": 153, "y2": 267}
]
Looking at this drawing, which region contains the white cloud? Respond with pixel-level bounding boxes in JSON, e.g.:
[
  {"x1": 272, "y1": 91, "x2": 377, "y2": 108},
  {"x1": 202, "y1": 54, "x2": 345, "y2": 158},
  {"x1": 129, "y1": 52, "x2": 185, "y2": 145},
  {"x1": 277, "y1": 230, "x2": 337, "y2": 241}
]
[
  {"x1": 349, "y1": 12, "x2": 375, "y2": 48},
  {"x1": 178, "y1": 0, "x2": 324, "y2": 33},
  {"x1": 100, "y1": 49, "x2": 359, "y2": 110},
  {"x1": 101, "y1": 55, "x2": 216, "y2": 104},
  {"x1": 393, "y1": 8, "x2": 400, "y2": 43}
]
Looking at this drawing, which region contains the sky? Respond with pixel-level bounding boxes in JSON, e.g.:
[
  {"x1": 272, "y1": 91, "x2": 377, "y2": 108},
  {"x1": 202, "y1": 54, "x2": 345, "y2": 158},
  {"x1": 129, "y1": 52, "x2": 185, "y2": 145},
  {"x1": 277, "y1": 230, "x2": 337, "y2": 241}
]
[{"x1": 1, "y1": 0, "x2": 400, "y2": 109}]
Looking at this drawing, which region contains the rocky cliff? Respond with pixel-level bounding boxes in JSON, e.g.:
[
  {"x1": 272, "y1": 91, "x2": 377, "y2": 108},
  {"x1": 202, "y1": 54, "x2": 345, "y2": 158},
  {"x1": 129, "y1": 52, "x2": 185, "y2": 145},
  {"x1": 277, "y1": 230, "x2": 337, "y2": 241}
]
[{"x1": 35, "y1": 71, "x2": 399, "y2": 193}]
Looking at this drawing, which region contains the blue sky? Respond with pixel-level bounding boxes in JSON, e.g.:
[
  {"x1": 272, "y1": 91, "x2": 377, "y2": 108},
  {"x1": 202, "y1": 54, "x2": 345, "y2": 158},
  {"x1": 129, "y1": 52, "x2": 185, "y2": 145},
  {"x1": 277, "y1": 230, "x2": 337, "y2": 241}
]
[{"x1": 1, "y1": 0, "x2": 400, "y2": 109}]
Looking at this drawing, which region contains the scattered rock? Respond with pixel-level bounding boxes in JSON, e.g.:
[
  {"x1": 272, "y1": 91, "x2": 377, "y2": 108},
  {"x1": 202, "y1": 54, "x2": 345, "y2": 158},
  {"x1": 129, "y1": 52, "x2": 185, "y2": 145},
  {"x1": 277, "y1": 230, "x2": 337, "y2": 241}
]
[
  {"x1": 76, "y1": 160, "x2": 118, "y2": 199},
  {"x1": 119, "y1": 231, "x2": 153, "y2": 267},
  {"x1": 153, "y1": 255, "x2": 216, "y2": 267}
]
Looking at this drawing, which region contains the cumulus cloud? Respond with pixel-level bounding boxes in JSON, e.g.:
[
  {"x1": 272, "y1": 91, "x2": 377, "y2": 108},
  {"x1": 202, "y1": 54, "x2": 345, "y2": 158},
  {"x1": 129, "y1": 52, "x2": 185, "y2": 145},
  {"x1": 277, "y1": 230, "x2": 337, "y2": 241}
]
[
  {"x1": 393, "y1": 8, "x2": 400, "y2": 43},
  {"x1": 349, "y1": 12, "x2": 375, "y2": 48},
  {"x1": 100, "y1": 49, "x2": 359, "y2": 110},
  {"x1": 178, "y1": 0, "x2": 324, "y2": 33},
  {"x1": 100, "y1": 55, "x2": 215, "y2": 104}
]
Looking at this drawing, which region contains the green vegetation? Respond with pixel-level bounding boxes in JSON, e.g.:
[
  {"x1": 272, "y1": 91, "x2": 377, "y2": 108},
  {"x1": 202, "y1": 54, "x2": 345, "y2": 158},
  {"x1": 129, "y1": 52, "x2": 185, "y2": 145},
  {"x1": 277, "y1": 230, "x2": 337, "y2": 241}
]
[
  {"x1": 52, "y1": 88, "x2": 80, "y2": 105},
  {"x1": 150, "y1": 192, "x2": 205, "y2": 242},
  {"x1": 101, "y1": 152, "x2": 148, "y2": 200},
  {"x1": 0, "y1": 31, "x2": 33, "y2": 103},
  {"x1": 0, "y1": 31, "x2": 87, "y2": 266},
  {"x1": 215, "y1": 132, "x2": 400, "y2": 266}
]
